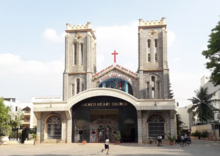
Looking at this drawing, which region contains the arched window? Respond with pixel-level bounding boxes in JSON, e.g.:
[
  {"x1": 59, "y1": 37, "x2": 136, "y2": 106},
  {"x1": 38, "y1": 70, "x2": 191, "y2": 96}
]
[
  {"x1": 147, "y1": 114, "x2": 165, "y2": 138},
  {"x1": 82, "y1": 84, "x2": 84, "y2": 91},
  {"x1": 146, "y1": 82, "x2": 149, "y2": 98},
  {"x1": 72, "y1": 84, "x2": 74, "y2": 96},
  {"x1": 148, "y1": 40, "x2": 151, "y2": 62},
  {"x1": 77, "y1": 78, "x2": 80, "y2": 94},
  {"x1": 151, "y1": 76, "x2": 155, "y2": 98},
  {"x1": 99, "y1": 78, "x2": 133, "y2": 95},
  {"x1": 46, "y1": 115, "x2": 61, "y2": 139},
  {"x1": 155, "y1": 39, "x2": 158, "y2": 61},
  {"x1": 74, "y1": 43, "x2": 77, "y2": 65},
  {"x1": 81, "y1": 44, "x2": 83, "y2": 65}
]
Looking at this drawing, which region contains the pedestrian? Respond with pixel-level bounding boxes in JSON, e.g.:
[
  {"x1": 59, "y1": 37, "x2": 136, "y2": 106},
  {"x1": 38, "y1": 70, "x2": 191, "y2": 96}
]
[
  {"x1": 101, "y1": 137, "x2": 109, "y2": 155},
  {"x1": 157, "y1": 134, "x2": 162, "y2": 146},
  {"x1": 159, "y1": 134, "x2": 162, "y2": 146},
  {"x1": 180, "y1": 135, "x2": 185, "y2": 147}
]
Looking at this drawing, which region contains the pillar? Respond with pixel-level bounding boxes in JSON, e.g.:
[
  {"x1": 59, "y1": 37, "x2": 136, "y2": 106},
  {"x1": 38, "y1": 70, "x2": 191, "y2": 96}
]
[
  {"x1": 170, "y1": 110, "x2": 175, "y2": 137},
  {"x1": 102, "y1": 82, "x2": 105, "y2": 88},
  {"x1": 137, "y1": 110, "x2": 143, "y2": 144},
  {"x1": 37, "y1": 120, "x2": 43, "y2": 142},
  {"x1": 125, "y1": 81, "x2": 128, "y2": 93},
  {"x1": 67, "y1": 119, "x2": 72, "y2": 143}
]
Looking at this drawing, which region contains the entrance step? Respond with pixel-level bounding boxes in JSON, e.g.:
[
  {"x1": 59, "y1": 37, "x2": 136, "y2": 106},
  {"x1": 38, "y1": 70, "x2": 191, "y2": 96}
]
[
  {"x1": 41, "y1": 139, "x2": 66, "y2": 144},
  {"x1": 145, "y1": 139, "x2": 171, "y2": 145}
]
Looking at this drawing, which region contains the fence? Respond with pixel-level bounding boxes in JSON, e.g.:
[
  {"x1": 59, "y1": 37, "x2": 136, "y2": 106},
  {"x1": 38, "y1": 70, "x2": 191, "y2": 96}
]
[{"x1": 9, "y1": 128, "x2": 36, "y2": 143}]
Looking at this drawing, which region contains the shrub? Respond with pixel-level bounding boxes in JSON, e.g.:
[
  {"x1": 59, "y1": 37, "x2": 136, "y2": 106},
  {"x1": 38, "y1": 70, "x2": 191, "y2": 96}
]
[
  {"x1": 201, "y1": 130, "x2": 209, "y2": 138},
  {"x1": 166, "y1": 134, "x2": 176, "y2": 141},
  {"x1": 115, "y1": 131, "x2": 121, "y2": 141},
  {"x1": 194, "y1": 130, "x2": 201, "y2": 137},
  {"x1": 32, "y1": 134, "x2": 38, "y2": 141}
]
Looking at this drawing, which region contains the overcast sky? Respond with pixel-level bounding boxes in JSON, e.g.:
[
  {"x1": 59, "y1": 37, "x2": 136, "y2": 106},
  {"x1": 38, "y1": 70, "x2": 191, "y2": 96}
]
[{"x1": 0, "y1": 0, "x2": 220, "y2": 106}]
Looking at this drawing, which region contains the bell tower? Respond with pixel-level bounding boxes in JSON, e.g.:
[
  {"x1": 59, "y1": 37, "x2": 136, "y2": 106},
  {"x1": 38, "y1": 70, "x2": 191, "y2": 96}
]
[
  {"x1": 138, "y1": 18, "x2": 170, "y2": 99},
  {"x1": 63, "y1": 22, "x2": 96, "y2": 101}
]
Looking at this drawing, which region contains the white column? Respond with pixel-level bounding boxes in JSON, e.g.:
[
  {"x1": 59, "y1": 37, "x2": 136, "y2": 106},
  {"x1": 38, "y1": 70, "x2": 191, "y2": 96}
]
[
  {"x1": 137, "y1": 110, "x2": 143, "y2": 144},
  {"x1": 37, "y1": 120, "x2": 42, "y2": 142},
  {"x1": 67, "y1": 119, "x2": 72, "y2": 143}
]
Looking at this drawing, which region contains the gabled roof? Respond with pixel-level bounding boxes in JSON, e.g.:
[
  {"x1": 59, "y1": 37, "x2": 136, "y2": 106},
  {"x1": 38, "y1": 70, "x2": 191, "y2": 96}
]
[
  {"x1": 92, "y1": 64, "x2": 139, "y2": 81},
  {"x1": 21, "y1": 106, "x2": 31, "y2": 110}
]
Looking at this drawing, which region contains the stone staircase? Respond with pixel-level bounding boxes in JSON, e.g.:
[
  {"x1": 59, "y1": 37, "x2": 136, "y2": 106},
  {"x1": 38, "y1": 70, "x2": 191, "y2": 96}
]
[{"x1": 41, "y1": 139, "x2": 66, "y2": 144}]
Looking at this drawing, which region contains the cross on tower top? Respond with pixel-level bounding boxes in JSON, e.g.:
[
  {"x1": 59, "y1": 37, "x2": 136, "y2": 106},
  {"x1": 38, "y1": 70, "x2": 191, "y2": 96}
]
[{"x1": 112, "y1": 50, "x2": 118, "y2": 63}]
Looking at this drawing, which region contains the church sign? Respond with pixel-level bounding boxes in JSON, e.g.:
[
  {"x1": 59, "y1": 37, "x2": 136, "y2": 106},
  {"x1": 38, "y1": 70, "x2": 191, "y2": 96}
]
[
  {"x1": 99, "y1": 73, "x2": 130, "y2": 82},
  {"x1": 92, "y1": 64, "x2": 139, "y2": 81},
  {"x1": 81, "y1": 102, "x2": 128, "y2": 107}
]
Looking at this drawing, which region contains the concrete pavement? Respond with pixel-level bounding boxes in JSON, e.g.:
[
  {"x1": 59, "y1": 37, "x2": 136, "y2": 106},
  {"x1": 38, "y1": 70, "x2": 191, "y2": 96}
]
[{"x1": 0, "y1": 140, "x2": 219, "y2": 156}]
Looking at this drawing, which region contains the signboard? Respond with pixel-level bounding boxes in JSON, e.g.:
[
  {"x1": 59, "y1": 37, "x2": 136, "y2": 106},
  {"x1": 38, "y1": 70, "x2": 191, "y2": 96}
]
[
  {"x1": 81, "y1": 102, "x2": 127, "y2": 107},
  {"x1": 99, "y1": 73, "x2": 130, "y2": 82}
]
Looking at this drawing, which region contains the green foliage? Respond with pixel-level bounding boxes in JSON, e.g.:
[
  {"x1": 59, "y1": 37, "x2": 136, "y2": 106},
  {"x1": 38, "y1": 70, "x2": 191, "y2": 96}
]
[
  {"x1": 192, "y1": 130, "x2": 201, "y2": 137},
  {"x1": 0, "y1": 97, "x2": 10, "y2": 127},
  {"x1": 0, "y1": 125, "x2": 12, "y2": 136},
  {"x1": 202, "y1": 21, "x2": 220, "y2": 86},
  {"x1": 201, "y1": 130, "x2": 209, "y2": 138},
  {"x1": 191, "y1": 130, "x2": 209, "y2": 138},
  {"x1": 188, "y1": 87, "x2": 220, "y2": 123},
  {"x1": 114, "y1": 131, "x2": 121, "y2": 141},
  {"x1": 32, "y1": 134, "x2": 38, "y2": 141},
  {"x1": 176, "y1": 114, "x2": 185, "y2": 135},
  {"x1": 166, "y1": 134, "x2": 176, "y2": 141},
  {"x1": 27, "y1": 129, "x2": 36, "y2": 134},
  {"x1": 8, "y1": 105, "x2": 24, "y2": 128},
  {"x1": 0, "y1": 97, "x2": 12, "y2": 136}
]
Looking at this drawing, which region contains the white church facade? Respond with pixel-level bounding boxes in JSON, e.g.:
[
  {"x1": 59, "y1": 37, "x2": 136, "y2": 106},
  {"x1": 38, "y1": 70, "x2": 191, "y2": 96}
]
[{"x1": 33, "y1": 18, "x2": 176, "y2": 143}]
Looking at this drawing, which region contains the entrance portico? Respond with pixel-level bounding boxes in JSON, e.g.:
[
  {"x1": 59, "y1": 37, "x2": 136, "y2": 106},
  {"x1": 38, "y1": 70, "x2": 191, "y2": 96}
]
[{"x1": 34, "y1": 88, "x2": 175, "y2": 144}]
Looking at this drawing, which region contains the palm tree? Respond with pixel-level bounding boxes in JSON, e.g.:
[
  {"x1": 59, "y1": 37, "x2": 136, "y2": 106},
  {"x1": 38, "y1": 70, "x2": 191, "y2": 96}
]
[
  {"x1": 188, "y1": 87, "x2": 220, "y2": 124},
  {"x1": 176, "y1": 114, "x2": 184, "y2": 135}
]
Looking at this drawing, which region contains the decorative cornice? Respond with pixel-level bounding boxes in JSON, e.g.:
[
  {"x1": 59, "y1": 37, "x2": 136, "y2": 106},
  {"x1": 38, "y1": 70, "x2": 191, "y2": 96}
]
[
  {"x1": 138, "y1": 25, "x2": 167, "y2": 29},
  {"x1": 68, "y1": 72, "x2": 87, "y2": 75},
  {"x1": 65, "y1": 29, "x2": 96, "y2": 39}
]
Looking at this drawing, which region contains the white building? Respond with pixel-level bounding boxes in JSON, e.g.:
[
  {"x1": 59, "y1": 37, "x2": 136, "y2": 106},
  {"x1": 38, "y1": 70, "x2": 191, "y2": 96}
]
[
  {"x1": 201, "y1": 75, "x2": 220, "y2": 122},
  {"x1": 176, "y1": 105, "x2": 193, "y2": 131},
  {"x1": 3, "y1": 97, "x2": 62, "y2": 128}
]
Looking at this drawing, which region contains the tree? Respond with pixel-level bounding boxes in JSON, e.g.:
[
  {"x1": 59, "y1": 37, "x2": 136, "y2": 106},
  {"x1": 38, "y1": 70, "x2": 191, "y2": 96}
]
[
  {"x1": 188, "y1": 87, "x2": 220, "y2": 123},
  {"x1": 176, "y1": 114, "x2": 185, "y2": 135},
  {"x1": 0, "y1": 97, "x2": 10, "y2": 127},
  {"x1": 202, "y1": 20, "x2": 220, "y2": 86},
  {"x1": 0, "y1": 97, "x2": 11, "y2": 136},
  {"x1": 169, "y1": 83, "x2": 174, "y2": 99},
  {"x1": 8, "y1": 105, "x2": 24, "y2": 128}
]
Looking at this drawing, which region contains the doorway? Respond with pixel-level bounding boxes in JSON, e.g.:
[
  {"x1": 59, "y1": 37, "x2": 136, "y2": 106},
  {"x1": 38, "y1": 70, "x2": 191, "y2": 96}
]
[{"x1": 90, "y1": 109, "x2": 119, "y2": 143}]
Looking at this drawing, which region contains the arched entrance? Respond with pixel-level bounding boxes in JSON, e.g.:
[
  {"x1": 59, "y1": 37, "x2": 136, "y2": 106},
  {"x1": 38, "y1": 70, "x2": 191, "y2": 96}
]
[
  {"x1": 147, "y1": 114, "x2": 165, "y2": 138},
  {"x1": 90, "y1": 118, "x2": 118, "y2": 143},
  {"x1": 46, "y1": 115, "x2": 62, "y2": 139},
  {"x1": 71, "y1": 96, "x2": 137, "y2": 143}
]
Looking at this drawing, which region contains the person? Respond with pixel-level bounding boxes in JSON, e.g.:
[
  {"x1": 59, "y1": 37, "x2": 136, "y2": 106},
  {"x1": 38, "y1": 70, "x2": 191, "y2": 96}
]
[
  {"x1": 101, "y1": 137, "x2": 109, "y2": 155},
  {"x1": 180, "y1": 135, "x2": 185, "y2": 147},
  {"x1": 157, "y1": 134, "x2": 162, "y2": 146}
]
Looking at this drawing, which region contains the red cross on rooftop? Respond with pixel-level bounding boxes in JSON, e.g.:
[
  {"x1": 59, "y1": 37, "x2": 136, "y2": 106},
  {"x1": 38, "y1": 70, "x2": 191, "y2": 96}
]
[{"x1": 112, "y1": 50, "x2": 118, "y2": 63}]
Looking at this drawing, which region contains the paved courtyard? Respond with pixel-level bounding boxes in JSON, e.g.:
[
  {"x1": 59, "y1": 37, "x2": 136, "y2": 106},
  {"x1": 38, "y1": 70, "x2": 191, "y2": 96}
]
[{"x1": 0, "y1": 140, "x2": 220, "y2": 156}]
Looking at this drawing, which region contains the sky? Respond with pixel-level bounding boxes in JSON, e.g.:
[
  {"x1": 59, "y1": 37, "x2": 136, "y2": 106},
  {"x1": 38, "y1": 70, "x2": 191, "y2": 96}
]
[{"x1": 0, "y1": 0, "x2": 220, "y2": 106}]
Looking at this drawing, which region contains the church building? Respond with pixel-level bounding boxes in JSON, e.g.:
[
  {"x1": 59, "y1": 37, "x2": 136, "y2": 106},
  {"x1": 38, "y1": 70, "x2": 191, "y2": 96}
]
[{"x1": 33, "y1": 18, "x2": 176, "y2": 143}]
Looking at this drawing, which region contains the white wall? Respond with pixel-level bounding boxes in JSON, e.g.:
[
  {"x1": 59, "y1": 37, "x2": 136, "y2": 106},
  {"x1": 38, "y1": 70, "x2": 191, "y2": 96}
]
[{"x1": 176, "y1": 105, "x2": 193, "y2": 130}]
